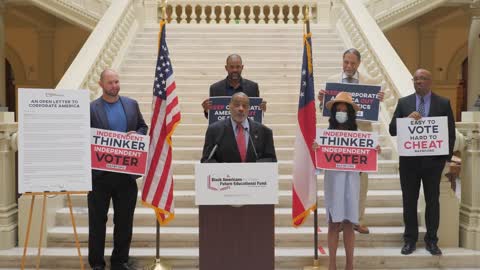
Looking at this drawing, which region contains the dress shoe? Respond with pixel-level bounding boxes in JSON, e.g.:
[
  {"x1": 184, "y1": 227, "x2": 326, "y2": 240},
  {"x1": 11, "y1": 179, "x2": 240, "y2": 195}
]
[
  {"x1": 111, "y1": 262, "x2": 137, "y2": 270},
  {"x1": 354, "y1": 224, "x2": 370, "y2": 234},
  {"x1": 92, "y1": 266, "x2": 105, "y2": 270},
  {"x1": 425, "y1": 242, "x2": 442, "y2": 256},
  {"x1": 401, "y1": 242, "x2": 416, "y2": 255}
]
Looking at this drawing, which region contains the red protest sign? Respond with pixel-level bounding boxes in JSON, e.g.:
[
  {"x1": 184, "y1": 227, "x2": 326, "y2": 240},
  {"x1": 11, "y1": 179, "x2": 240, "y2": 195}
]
[
  {"x1": 315, "y1": 129, "x2": 378, "y2": 172},
  {"x1": 91, "y1": 128, "x2": 149, "y2": 175}
]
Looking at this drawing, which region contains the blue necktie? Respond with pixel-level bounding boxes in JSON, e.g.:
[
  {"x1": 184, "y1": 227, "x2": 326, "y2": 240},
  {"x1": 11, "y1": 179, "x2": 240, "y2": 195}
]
[{"x1": 418, "y1": 96, "x2": 425, "y2": 117}]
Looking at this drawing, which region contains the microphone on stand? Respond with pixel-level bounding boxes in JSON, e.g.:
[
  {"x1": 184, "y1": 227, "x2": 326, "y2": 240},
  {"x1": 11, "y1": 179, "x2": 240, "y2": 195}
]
[{"x1": 204, "y1": 126, "x2": 226, "y2": 163}]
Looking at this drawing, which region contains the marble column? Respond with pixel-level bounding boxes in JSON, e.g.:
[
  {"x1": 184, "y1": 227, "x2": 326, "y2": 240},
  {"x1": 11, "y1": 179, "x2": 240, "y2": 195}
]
[
  {"x1": 467, "y1": 3, "x2": 480, "y2": 110},
  {"x1": 459, "y1": 111, "x2": 480, "y2": 250},
  {"x1": 0, "y1": 1, "x2": 6, "y2": 108},
  {"x1": 0, "y1": 112, "x2": 18, "y2": 249}
]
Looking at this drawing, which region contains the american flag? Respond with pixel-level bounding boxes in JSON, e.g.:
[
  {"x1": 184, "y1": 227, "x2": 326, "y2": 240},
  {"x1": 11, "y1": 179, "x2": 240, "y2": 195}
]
[
  {"x1": 142, "y1": 20, "x2": 181, "y2": 225},
  {"x1": 292, "y1": 31, "x2": 317, "y2": 227}
]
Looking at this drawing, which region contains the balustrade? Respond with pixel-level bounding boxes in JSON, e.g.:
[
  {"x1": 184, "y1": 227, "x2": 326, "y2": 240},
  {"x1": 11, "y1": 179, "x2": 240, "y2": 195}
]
[{"x1": 160, "y1": 1, "x2": 319, "y2": 24}]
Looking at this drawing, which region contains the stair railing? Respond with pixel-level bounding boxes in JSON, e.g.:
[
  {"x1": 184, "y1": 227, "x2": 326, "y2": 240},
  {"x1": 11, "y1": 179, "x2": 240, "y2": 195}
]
[{"x1": 55, "y1": 0, "x2": 140, "y2": 100}]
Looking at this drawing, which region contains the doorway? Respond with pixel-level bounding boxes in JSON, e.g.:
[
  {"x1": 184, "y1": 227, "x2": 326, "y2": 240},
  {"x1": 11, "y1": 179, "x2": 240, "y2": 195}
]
[{"x1": 5, "y1": 59, "x2": 16, "y2": 114}]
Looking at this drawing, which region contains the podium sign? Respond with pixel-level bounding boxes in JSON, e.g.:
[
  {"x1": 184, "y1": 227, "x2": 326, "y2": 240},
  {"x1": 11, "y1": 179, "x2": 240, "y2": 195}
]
[{"x1": 195, "y1": 163, "x2": 278, "y2": 205}]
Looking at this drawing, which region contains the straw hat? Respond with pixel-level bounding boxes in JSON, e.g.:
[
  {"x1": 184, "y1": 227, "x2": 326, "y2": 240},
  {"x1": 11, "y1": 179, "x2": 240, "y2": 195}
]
[{"x1": 325, "y1": 92, "x2": 361, "y2": 112}]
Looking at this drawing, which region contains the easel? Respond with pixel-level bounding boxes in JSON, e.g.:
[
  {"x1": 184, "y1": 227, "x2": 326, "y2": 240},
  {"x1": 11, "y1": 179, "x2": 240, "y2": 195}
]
[{"x1": 20, "y1": 191, "x2": 88, "y2": 270}]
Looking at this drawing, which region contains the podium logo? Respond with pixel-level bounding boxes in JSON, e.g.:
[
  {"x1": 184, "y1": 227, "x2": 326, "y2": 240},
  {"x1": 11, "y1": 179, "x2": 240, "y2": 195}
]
[
  {"x1": 207, "y1": 175, "x2": 231, "y2": 191},
  {"x1": 207, "y1": 174, "x2": 267, "y2": 191}
]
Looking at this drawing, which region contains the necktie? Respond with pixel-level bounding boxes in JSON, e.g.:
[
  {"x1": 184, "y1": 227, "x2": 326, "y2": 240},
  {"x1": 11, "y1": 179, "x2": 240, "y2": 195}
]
[
  {"x1": 236, "y1": 125, "x2": 246, "y2": 162},
  {"x1": 418, "y1": 96, "x2": 425, "y2": 117}
]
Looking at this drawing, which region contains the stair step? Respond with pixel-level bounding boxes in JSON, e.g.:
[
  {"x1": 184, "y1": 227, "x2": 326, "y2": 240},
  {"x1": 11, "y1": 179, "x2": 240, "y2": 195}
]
[
  {"x1": 55, "y1": 207, "x2": 407, "y2": 227},
  {"x1": 2, "y1": 247, "x2": 478, "y2": 269},
  {"x1": 47, "y1": 226, "x2": 421, "y2": 248},
  {"x1": 172, "y1": 173, "x2": 401, "y2": 191},
  {"x1": 167, "y1": 160, "x2": 399, "y2": 175},
  {"x1": 66, "y1": 189, "x2": 402, "y2": 209}
]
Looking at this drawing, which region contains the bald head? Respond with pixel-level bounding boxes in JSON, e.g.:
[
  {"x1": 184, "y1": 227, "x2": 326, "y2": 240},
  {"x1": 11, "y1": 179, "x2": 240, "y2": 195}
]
[
  {"x1": 99, "y1": 68, "x2": 120, "y2": 102},
  {"x1": 99, "y1": 69, "x2": 118, "y2": 82},
  {"x1": 413, "y1": 68, "x2": 432, "y2": 96},
  {"x1": 226, "y1": 54, "x2": 243, "y2": 65}
]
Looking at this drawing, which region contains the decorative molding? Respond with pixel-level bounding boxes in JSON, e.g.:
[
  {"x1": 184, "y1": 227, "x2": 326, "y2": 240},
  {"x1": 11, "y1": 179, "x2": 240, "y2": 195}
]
[
  {"x1": 365, "y1": 0, "x2": 472, "y2": 31},
  {"x1": 19, "y1": 0, "x2": 111, "y2": 30}
]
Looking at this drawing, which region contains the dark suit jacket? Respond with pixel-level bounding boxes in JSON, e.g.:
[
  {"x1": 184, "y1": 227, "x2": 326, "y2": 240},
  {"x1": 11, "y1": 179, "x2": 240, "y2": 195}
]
[
  {"x1": 204, "y1": 77, "x2": 260, "y2": 118},
  {"x1": 389, "y1": 92, "x2": 455, "y2": 162},
  {"x1": 90, "y1": 96, "x2": 148, "y2": 180},
  {"x1": 201, "y1": 118, "x2": 276, "y2": 163}
]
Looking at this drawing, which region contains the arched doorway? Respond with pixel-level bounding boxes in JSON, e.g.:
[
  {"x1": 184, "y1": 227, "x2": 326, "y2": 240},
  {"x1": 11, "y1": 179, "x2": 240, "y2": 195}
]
[
  {"x1": 5, "y1": 59, "x2": 18, "y2": 197},
  {"x1": 5, "y1": 59, "x2": 16, "y2": 115}
]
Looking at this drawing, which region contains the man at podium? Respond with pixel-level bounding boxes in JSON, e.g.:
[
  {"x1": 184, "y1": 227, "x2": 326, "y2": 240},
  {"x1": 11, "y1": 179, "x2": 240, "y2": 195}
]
[
  {"x1": 201, "y1": 92, "x2": 276, "y2": 163},
  {"x1": 199, "y1": 92, "x2": 277, "y2": 269}
]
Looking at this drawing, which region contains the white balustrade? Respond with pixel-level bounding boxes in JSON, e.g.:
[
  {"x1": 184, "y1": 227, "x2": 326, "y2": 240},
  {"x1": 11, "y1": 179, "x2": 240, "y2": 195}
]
[
  {"x1": 161, "y1": 0, "x2": 319, "y2": 24},
  {"x1": 56, "y1": 0, "x2": 140, "y2": 99}
]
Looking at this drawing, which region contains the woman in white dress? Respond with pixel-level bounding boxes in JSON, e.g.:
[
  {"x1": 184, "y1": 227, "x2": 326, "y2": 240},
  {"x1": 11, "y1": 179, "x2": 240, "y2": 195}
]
[{"x1": 315, "y1": 92, "x2": 380, "y2": 270}]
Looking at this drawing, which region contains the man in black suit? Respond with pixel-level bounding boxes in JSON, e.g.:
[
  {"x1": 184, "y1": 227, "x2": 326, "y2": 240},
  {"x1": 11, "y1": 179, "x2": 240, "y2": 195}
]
[
  {"x1": 389, "y1": 68, "x2": 455, "y2": 256},
  {"x1": 201, "y1": 92, "x2": 276, "y2": 162},
  {"x1": 201, "y1": 54, "x2": 266, "y2": 118},
  {"x1": 199, "y1": 92, "x2": 276, "y2": 270},
  {"x1": 89, "y1": 69, "x2": 148, "y2": 270}
]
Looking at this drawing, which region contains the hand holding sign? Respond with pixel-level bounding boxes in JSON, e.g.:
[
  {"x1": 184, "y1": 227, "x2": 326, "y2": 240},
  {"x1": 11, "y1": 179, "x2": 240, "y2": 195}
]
[{"x1": 407, "y1": 111, "x2": 422, "y2": 120}]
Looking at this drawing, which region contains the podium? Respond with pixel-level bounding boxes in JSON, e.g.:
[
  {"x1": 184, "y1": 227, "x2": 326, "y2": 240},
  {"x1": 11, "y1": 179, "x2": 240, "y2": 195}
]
[{"x1": 195, "y1": 163, "x2": 278, "y2": 270}]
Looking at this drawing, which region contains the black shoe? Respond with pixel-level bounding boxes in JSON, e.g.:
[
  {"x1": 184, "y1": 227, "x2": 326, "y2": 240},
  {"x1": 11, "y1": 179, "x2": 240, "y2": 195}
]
[
  {"x1": 92, "y1": 266, "x2": 105, "y2": 270},
  {"x1": 401, "y1": 242, "x2": 416, "y2": 255},
  {"x1": 425, "y1": 242, "x2": 442, "y2": 256},
  {"x1": 111, "y1": 262, "x2": 137, "y2": 270}
]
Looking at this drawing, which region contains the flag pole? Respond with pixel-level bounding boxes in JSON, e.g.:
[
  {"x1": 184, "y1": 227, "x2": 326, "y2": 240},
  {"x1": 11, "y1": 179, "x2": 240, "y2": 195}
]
[
  {"x1": 302, "y1": 5, "x2": 326, "y2": 270},
  {"x1": 145, "y1": 1, "x2": 172, "y2": 270}
]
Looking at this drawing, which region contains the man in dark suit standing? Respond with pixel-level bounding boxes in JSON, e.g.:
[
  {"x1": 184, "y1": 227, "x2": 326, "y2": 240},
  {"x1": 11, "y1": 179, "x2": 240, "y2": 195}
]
[
  {"x1": 89, "y1": 69, "x2": 148, "y2": 270},
  {"x1": 389, "y1": 68, "x2": 455, "y2": 256},
  {"x1": 199, "y1": 92, "x2": 276, "y2": 270},
  {"x1": 201, "y1": 91, "x2": 276, "y2": 162},
  {"x1": 201, "y1": 54, "x2": 267, "y2": 118}
]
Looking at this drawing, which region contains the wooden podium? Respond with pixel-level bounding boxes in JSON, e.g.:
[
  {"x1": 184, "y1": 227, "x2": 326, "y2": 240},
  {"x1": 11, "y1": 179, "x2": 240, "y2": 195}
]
[{"x1": 195, "y1": 163, "x2": 278, "y2": 270}]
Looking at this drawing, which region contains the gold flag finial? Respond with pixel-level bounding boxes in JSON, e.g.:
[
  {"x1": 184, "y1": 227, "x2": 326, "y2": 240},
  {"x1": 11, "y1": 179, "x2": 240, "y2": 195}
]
[
  {"x1": 304, "y1": 5, "x2": 310, "y2": 22},
  {"x1": 161, "y1": 0, "x2": 168, "y2": 21}
]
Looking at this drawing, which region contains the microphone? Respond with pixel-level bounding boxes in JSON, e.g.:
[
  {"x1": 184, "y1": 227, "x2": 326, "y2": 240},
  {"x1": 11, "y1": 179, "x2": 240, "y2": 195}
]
[
  {"x1": 205, "y1": 125, "x2": 226, "y2": 162},
  {"x1": 206, "y1": 144, "x2": 218, "y2": 161},
  {"x1": 244, "y1": 127, "x2": 258, "y2": 161}
]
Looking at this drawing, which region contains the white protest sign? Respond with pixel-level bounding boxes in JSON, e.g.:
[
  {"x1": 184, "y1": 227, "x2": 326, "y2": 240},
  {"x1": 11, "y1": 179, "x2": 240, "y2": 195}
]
[{"x1": 396, "y1": 116, "x2": 449, "y2": 156}]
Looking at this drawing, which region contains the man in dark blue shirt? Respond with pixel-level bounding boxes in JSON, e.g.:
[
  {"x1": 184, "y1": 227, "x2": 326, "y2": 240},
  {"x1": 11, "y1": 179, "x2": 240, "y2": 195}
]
[{"x1": 89, "y1": 69, "x2": 148, "y2": 270}]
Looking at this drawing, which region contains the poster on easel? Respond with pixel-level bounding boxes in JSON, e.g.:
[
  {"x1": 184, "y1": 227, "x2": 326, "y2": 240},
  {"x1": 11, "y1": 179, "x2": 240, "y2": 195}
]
[{"x1": 18, "y1": 88, "x2": 92, "y2": 193}]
